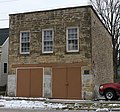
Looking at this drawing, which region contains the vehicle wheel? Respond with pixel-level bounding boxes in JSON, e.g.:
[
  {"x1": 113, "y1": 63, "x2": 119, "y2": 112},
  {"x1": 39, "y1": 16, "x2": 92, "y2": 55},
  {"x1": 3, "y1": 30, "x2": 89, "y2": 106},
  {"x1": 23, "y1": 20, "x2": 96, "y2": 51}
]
[{"x1": 104, "y1": 89, "x2": 117, "y2": 100}]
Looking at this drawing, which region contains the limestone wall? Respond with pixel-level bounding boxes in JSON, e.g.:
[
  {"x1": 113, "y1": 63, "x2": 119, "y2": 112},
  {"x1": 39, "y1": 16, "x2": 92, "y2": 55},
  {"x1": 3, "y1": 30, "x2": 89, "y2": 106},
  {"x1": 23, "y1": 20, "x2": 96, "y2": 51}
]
[
  {"x1": 9, "y1": 6, "x2": 92, "y2": 74},
  {"x1": 91, "y1": 8, "x2": 114, "y2": 98}
]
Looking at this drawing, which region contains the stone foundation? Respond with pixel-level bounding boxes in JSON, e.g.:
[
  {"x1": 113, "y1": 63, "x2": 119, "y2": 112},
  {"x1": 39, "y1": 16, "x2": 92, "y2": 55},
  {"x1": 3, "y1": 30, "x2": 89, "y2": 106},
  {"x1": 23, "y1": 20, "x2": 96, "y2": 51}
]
[{"x1": 7, "y1": 75, "x2": 16, "y2": 96}]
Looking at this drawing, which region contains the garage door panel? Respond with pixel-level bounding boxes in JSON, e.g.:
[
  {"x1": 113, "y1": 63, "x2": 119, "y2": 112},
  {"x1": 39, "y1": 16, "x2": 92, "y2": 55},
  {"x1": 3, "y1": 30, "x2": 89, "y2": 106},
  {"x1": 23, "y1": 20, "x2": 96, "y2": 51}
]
[
  {"x1": 52, "y1": 68, "x2": 67, "y2": 98},
  {"x1": 17, "y1": 69, "x2": 30, "y2": 97},
  {"x1": 30, "y1": 68, "x2": 43, "y2": 97},
  {"x1": 17, "y1": 68, "x2": 43, "y2": 97},
  {"x1": 67, "y1": 67, "x2": 81, "y2": 99}
]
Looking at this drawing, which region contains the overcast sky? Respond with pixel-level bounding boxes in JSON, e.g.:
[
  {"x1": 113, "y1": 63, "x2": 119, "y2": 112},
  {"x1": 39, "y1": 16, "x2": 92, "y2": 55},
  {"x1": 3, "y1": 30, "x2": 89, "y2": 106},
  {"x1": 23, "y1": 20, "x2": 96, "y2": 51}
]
[{"x1": 0, "y1": 0, "x2": 90, "y2": 28}]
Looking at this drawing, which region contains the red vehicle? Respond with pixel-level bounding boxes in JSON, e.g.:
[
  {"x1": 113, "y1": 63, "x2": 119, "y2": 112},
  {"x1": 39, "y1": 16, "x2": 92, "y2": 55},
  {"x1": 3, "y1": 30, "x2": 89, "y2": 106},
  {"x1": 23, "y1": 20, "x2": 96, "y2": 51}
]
[{"x1": 99, "y1": 83, "x2": 120, "y2": 100}]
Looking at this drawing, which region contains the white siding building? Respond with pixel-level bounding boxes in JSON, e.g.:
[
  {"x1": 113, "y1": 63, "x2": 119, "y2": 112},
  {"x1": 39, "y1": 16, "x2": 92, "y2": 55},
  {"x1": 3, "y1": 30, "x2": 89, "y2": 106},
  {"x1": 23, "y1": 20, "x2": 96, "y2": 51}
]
[{"x1": 0, "y1": 28, "x2": 9, "y2": 86}]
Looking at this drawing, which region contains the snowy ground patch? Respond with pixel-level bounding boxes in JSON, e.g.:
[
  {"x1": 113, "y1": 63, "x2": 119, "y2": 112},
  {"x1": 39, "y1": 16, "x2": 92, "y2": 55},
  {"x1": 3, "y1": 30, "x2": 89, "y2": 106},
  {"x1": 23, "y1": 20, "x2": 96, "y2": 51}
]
[
  {"x1": 0, "y1": 97, "x2": 67, "y2": 110},
  {"x1": 96, "y1": 108, "x2": 109, "y2": 112},
  {"x1": 4, "y1": 100, "x2": 66, "y2": 109}
]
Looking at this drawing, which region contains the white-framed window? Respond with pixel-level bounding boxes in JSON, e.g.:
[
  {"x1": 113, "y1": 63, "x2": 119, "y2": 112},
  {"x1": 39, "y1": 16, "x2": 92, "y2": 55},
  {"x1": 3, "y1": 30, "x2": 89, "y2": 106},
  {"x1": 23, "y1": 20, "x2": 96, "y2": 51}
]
[
  {"x1": 66, "y1": 27, "x2": 79, "y2": 52},
  {"x1": 42, "y1": 29, "x2": 54, "y2": 53},
  {"x1": 20, "y1": 31, "x2": 30, "y2": 54}
]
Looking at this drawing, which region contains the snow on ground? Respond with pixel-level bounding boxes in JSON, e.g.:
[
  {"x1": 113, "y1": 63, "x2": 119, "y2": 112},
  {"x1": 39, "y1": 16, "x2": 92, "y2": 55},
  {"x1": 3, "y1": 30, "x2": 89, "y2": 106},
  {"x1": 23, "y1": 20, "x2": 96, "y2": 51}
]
[
  {"x1": 4, "y1": 100, "x2": 66, "y2": 109},
  {"x1": 0, "y1": 96, "x2": 120, "y2": 112},
  {"x1": 0, "y1": 96, "x2": 67, "y2": 110},
  {"x1": 96, "y1": 108, "x2": 109, "y2": 112}
]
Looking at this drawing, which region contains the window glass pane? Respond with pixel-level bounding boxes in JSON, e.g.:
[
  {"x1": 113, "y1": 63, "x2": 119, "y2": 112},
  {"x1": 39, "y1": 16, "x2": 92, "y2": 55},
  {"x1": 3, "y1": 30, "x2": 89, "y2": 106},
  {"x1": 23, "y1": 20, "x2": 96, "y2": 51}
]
[
  {"x1": 44, "y1": 47, "x2": 53, "y2": 52},
  {"x1": 21, "y1": 32, "x2": 30, "y2": 53},
  {"x1": 68, "y1": 28, "x2": 77, "y2": 34},
  {"x1": 21, "y1": 32, "x2": 30, "y2": 42},
  {"x1": 21, "y1": 43, "x2": 30, "y2": 52},
  {"x1": 67, "y1": 28, "x2": 78, "y2": 51},
  {"x1": 43, "y1": 30, "x2": 53, "y2": 53}
]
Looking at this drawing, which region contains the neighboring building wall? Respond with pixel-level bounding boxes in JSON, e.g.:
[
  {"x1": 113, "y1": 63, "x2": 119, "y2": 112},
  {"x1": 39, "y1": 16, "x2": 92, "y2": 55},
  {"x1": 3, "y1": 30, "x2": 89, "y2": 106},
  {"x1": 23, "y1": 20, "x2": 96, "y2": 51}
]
[
  {"x1": 91, "y1": 9, "x2": 114, "y2": 98},
  {"x1": 0, "y1": 38, "x2": 9, "y2": 86},
  {"x1": 0, "y1": 47, "x2": 2, "y2": 84}
]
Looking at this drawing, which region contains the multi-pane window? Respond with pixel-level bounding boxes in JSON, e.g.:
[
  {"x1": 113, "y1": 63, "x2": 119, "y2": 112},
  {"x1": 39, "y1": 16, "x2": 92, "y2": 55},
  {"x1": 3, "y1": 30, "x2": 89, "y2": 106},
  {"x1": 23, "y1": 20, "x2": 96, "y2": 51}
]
[
  {"x1": 20, "y1": 32, "x2": 30, "y2": 54},
  {"x1": 67, "y1": 27, "x2": 79, "y2": 52},
  {"x1": 42, "y1": 29, "x2": 53, "y2": 53},
  {"x1": 4, "y1": 63, "x2": 7, "y2": 73}
]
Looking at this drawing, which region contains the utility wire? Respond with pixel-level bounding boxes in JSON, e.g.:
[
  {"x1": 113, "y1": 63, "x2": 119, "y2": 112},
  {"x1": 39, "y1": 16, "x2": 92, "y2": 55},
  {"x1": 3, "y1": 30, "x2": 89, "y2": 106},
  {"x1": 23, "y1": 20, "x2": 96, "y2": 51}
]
[{"x1": 0, "y1": 19, "x2": 9, "y2": 21}]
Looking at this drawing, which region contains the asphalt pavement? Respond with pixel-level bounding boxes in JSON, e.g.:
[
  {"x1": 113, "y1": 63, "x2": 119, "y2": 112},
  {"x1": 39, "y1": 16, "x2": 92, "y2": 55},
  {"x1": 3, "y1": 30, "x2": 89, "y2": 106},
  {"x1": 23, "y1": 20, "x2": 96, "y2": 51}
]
[
  {"x1": 0, "y1": 108, "x2": 120, "y2": 112},
  {"x1": 0, "y1": 108, "x2": 95, "y2": 112}
]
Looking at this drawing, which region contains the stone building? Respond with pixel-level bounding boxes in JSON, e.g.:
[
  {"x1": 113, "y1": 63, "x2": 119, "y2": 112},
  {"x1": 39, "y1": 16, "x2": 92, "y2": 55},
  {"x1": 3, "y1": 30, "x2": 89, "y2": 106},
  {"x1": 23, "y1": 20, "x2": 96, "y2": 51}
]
[{"x1": 8, "y1": 5, "x2": 113, "y2": 99}]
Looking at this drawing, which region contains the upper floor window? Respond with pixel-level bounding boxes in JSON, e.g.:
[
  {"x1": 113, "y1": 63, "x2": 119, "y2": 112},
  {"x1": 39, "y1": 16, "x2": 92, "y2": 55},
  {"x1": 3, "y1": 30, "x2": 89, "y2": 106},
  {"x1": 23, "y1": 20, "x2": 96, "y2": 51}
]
[
  {"x1": 66, "y1": 27, "x2": 79, "y2": 52},
  {"x1": 20, "y1": 31, "x2": 30, "y2": 54},
  {"x1": 42, "y1": 29, "x2": 54, "y2": 53}
]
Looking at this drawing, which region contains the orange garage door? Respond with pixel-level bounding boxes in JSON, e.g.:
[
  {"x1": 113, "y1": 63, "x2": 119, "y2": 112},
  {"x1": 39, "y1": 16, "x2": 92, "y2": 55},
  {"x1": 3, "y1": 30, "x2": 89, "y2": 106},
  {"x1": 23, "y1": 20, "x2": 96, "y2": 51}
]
[
  {"x1": 52, "y1": 67, "x2": 82, "y2": 99},
  {"x1": 52, "y1": 68, "x2": 67, "y2": 98},
  {"x1": 16, "y1": 68, "x2": 43, "y2": 97}
]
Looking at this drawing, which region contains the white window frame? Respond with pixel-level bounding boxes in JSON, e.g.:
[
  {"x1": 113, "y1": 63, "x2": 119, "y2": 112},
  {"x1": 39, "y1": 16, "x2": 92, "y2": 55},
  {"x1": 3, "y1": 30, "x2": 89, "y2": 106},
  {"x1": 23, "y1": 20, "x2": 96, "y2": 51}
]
[
  {"x1": 42, "y1": 29, "x2": 54, "y2": 54},
  {"x1": 66, "y1": 27, "x2": 79, "y2": 52},
  {"x1": 20, "y1": 31, "x2": 30, "y2": 54}
]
